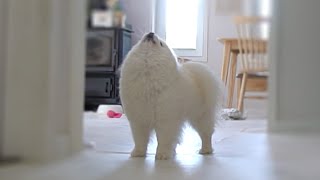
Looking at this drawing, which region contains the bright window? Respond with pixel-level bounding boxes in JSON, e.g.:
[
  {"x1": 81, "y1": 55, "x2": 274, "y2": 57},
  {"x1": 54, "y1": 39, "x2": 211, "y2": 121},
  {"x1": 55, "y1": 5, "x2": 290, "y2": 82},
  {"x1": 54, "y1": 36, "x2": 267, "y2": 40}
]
[
  {"x1": 154, "y1": 0, "x2": 208, "y2": 60},
  {"x1": 260, "y1": 0, "x2": 272, "y2": 39},
  {"x1": 165, "y1": 0, "x2": 199, "y2": 49}
]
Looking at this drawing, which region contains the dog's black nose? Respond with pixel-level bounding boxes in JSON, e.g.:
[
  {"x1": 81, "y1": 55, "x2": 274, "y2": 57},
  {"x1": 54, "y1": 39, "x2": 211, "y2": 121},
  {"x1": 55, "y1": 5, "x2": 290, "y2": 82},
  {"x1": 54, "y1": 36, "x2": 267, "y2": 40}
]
[{"x1": 146, "y1": 32, "x2": 154, "y2": 39}]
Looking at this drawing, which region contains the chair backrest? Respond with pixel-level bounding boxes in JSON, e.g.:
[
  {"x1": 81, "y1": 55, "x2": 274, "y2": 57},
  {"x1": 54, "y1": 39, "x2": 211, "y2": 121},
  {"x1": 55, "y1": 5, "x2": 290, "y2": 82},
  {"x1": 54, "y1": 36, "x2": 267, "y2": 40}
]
[{"x1": 233, "y1": 16, "x2": 270, "y2": 73}]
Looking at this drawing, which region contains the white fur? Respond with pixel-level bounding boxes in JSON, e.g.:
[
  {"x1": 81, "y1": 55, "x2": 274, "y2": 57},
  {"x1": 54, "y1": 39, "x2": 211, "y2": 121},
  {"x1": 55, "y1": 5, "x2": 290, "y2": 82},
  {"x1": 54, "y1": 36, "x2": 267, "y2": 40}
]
[{"x1": 119, "y1": 33, "x2": 222, "y2": 160}]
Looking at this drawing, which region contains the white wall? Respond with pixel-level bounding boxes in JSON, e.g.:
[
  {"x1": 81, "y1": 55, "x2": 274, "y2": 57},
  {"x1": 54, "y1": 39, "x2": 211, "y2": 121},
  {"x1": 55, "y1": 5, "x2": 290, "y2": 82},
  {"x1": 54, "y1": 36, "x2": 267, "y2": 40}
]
[
  {"x1": 120, "y1": 0, "x2": 154, "y2": 44},
  {"x1": 0, "y1": 0, "x2": 8, "y2": 156},
  {"x1": 3, "y1": 0, "x2": 51, "y2": 160},
  {"x1": 269, "y1": 0, "x2": 320, "y2": 132},
  {"x1": 0, "y1": 0, "x2": 85, "y2": 162},
  {"x1": 207, "y1": 0, "x2": 237, "y2": 74}
]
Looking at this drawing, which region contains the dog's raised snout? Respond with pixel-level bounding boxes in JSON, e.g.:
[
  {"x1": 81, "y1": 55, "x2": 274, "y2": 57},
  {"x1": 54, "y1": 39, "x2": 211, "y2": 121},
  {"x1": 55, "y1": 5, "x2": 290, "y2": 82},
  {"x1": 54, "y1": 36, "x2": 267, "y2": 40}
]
[
  {"x1": 146, "y1": 32, "x2": 154, "y2": 39},
  {"x1": 143, "y1": 32, "x2": 156, "y2": 44}
]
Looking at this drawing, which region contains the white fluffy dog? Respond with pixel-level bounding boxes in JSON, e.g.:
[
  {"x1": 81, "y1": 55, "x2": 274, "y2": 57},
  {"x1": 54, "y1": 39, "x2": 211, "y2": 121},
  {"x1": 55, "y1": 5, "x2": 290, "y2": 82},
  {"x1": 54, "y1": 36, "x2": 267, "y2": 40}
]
[{"x1": 120, "y1": 33, "x2": 222, "y2": 160}]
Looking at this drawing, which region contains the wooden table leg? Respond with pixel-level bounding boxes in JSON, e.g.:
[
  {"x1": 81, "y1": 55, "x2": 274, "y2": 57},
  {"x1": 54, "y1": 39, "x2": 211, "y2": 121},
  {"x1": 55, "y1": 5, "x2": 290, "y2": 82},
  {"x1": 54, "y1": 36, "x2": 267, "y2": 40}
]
[
  {"x1": 220, "y1": 42, "x2": 231, "y2": 85},
  {"x1": 237, "y1": 78, "x2": 242, "y2": 109},
  {"x1": 237, "y1": 72, "x2": 248, "y2": 112},
  {"x1": 227, "y1": 52, "x2": 238, "y2": 108}
]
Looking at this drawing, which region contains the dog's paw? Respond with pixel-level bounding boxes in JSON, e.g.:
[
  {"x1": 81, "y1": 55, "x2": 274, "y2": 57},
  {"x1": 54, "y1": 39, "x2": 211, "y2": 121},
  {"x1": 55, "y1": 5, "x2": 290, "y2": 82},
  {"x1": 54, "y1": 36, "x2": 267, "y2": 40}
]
[
  {"x1": 155, "y1": 152, "x2": 171, "y2": 160},
  {"x1": 199, "y1": 147, "x2": 214, "y2": 155},
  {"x1": 130, "y1": 149, "x2": 146, "y2": 158}
]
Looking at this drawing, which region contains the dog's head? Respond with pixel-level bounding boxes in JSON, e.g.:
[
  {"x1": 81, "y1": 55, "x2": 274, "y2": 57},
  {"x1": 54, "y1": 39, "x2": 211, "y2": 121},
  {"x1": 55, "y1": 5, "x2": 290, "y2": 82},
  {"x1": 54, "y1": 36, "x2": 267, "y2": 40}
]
[
  {"x1": 128, "y1": 32, "x2": 177, "y2": 63},
  {"x1": 119, "y1": 32, "x2": 178, "y2": 76}
]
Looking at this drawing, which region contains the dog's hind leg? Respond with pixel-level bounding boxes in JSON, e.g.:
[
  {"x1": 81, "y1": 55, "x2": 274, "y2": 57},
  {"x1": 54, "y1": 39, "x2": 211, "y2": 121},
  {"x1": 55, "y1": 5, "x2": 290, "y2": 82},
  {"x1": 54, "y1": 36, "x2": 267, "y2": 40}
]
[
  {"x1": 129, "y1": 122, "x2": 152, "y2": 157},
  {"x1": 154, "y1": 119, "x2": 183, "y2": 160},
  {"x1": 189, "y1": 112, "x2": 215, "y2": 154}
]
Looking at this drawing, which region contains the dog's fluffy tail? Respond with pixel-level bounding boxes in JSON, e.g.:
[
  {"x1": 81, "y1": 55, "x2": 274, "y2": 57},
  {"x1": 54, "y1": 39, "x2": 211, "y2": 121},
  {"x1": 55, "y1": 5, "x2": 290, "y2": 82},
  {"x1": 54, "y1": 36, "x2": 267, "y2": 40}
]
[{"x1": 181, "y1": 62, "x2": 225, "y2": 113}]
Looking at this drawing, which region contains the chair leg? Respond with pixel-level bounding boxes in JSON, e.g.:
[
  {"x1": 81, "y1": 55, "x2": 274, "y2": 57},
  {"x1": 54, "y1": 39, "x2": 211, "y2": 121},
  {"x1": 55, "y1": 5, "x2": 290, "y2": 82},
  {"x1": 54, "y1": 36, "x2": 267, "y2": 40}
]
[{"x1": 237, "y1": 73, "x2": 248, "y2": 112}]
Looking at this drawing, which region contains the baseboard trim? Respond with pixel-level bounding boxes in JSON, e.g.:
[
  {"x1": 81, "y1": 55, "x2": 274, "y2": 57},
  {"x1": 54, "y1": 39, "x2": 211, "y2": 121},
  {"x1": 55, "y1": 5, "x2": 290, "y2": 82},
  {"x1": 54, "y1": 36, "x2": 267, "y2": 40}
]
[
  {"x1": 268, "y1": 119, "x2": 320, "y2": 134},
  {"x1": 0, "y1": 156, "x2": 20, "y2": 165}
]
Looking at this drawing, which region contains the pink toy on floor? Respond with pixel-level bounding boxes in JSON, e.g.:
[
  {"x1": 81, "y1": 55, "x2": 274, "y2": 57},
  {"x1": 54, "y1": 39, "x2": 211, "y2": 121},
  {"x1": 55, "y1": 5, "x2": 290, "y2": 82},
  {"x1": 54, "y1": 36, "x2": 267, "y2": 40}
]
[{"x1": 107, "y1": 110, "x2": 122, "y2": 118}]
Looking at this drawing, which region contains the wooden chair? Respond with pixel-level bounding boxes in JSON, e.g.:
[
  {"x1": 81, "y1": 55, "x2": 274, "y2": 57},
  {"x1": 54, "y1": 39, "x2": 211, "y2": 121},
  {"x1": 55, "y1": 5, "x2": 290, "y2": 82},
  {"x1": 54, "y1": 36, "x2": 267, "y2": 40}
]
[{"x1": 232, "y1": 16, "x2": 269, "y2": 112}]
